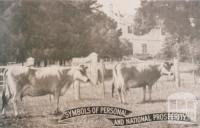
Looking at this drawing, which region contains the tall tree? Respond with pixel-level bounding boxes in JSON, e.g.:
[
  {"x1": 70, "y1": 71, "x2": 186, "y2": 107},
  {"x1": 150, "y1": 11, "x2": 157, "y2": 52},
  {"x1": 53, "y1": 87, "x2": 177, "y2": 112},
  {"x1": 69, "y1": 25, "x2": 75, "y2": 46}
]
[
  {"x1": 7, "y1": 0, "x2": 125, "y2": 65},
  {"x1": 134, "y1": 0, "x2": 200, "y2": 57},
  {"x1": 133, "y1": 0, "x2": 200, "y2": 86}
]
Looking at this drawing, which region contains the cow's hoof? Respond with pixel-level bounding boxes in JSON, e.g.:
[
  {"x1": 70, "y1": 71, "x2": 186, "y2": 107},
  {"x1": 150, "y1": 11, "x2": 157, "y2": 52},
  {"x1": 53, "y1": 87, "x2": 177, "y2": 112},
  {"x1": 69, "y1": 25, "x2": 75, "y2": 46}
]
[
  {"x1": 121, "y1": 101, "x2": 128, "y2": 105},
  {"x1": 53, "y1": 110, "x2": 62, "y2": 115},
  {"x1": 139, "y1": 100, "x2": 146, "y2": 104},
  {"x1": 14, "y1": 114, "x2": 23, "y2": 119},
  {"x1": 1, "y1": 114, "x2": 7, "y2": 119},
  {"x1": 123, "y1": 102, "x2": 129, "y2": 105},
  {"x1": 16, "y1": 115, "x2": 23, "y2": 119}
]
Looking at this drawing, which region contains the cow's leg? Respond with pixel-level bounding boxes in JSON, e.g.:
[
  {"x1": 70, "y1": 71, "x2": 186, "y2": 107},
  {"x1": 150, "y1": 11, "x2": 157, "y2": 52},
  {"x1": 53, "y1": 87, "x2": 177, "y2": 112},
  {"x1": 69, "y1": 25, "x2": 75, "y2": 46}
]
[
  {"x1": 148, "y1": 85, "x2": 152, "y2": 101},
  {"x1": 1, "y1": 97, "x2": 9, "y2": 116},
  {"x1": 117, "y1": 88, "x2": 123, "y2": 103},
  {"x1": 11, "y1": 95, "x2": 20, "y2": 117},
  {"x1": 1, "y1": 108, "x2": 6, "y2": 116},
  {"x1": 121, "y1": 89, "x2": 126, "y2": 104},
  {"x1": 53, "y1": 92, "x2": 61, "y2": 115},
  {"x1": 1, "y1": 94, "x2": 8, "y2": 116},
  {"x1": 49, "y1": 95, "x2": 51, "y2": 103},
  {"x1": 1, "y1": 79, "x2": 11, "y2": 116},
  {"x1": 143, "y1": 86, "x2": 146, "y2": 102},
  {"x1": 111, "y1": 82, "x2": 115, "y2": 98},
  {"x1": 1, "y1": 89, "x2": 9, "y2": 116}
]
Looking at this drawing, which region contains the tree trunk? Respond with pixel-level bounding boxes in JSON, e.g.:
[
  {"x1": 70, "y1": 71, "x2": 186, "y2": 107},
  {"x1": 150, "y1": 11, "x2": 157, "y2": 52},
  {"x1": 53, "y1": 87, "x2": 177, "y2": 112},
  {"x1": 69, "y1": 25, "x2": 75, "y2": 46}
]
[
  {"x1": 192, "y1": 57, "x2": 196, "y2": 86},
  {"x1": 191, "y1": 46, "x2": 196, "y2": 86},
  {"x1": 175, "y1": 43, "x2": 181, "y2": 87},
  {"x1": 63, "y1": 60, "x2": 66, "y2": 66},
  {"x1": 132, "y1": 43, "x2": 134, "y2": 57},
  {"x1": 44, "y1": 58, "x2": 48, "y2": 67},
  {"x1": 36, "y1": 60, "x2": 41, "y2": 67},
  {"x1": 34, "y1": 59, "x2": 37, "y2": 67},
  {"x1": 59, "y1": 59, "x2": 63, "y2": 66},
  {"x1": 100, "y1": 59, "x2": 105, "y2": 98}
]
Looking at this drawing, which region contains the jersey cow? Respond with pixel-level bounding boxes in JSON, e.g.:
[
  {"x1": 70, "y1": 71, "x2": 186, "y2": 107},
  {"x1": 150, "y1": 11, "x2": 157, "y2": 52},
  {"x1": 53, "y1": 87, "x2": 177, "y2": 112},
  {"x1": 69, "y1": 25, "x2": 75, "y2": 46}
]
[
  {"x1": 2, "y1": 65, "x2": 90, "y2": 116},
  {"x1": 112, "y1": 62, "x2": 173, "y2": 103}
]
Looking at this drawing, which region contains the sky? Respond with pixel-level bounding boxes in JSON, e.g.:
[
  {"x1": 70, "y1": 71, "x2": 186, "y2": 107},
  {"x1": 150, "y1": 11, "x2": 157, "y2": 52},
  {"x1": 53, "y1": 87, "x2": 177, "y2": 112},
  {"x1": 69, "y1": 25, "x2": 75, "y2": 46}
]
[{"x1": 97, "y1": 0, "x2": 141, "y2": 15}]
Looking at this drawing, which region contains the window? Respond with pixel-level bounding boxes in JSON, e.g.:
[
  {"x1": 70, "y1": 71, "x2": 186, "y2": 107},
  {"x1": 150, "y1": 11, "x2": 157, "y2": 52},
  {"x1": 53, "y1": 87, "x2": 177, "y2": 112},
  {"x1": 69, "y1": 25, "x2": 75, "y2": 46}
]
[{"x1": 142, "y1": 43, "x2": 147, "y2": 54}]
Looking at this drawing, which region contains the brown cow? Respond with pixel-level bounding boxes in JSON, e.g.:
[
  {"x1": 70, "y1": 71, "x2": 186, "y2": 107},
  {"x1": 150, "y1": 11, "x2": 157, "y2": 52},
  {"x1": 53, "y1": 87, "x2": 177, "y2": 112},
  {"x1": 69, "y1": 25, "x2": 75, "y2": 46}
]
[{"x1": 112, "y1": 62, "x2": 174, "y2": 103}]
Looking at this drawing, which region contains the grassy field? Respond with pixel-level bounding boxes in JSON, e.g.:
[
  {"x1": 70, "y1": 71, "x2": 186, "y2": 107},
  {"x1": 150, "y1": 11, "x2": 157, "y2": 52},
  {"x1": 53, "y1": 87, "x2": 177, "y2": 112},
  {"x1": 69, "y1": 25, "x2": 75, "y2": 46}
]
[{"x1": 0, "y1": 66, "x2": 200, "y2": 128}]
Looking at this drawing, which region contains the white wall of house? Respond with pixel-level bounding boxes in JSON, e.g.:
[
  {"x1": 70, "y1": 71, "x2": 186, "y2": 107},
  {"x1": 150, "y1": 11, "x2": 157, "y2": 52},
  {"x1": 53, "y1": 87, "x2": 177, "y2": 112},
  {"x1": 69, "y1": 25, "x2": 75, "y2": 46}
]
[
  {"x1": 121, "y1": 26, "x2": 165, "y2": 56},
  {"x1": 133, "y1": 40, "x2": 164, "y2": 56},
  {"x1": 131, "y1": 27, "x2": 165, "y2": 56},
  {"x1": 104, "y1": 4, "x2": 166, "y2": 57}
]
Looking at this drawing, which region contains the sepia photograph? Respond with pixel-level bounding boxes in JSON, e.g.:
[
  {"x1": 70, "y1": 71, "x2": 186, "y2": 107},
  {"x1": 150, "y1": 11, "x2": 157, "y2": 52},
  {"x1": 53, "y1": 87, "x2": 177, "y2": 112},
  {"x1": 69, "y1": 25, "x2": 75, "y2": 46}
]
[{"x1": 0, "y1": 0, "x2": 200, "y2": 127}]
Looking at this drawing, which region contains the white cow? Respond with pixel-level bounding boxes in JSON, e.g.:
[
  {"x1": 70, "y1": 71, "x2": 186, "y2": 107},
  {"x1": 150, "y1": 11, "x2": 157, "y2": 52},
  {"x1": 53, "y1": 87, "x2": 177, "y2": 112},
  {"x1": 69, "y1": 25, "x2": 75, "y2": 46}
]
[{"x1": 1, "y1": 65, "x2": 90, "y2": 116}]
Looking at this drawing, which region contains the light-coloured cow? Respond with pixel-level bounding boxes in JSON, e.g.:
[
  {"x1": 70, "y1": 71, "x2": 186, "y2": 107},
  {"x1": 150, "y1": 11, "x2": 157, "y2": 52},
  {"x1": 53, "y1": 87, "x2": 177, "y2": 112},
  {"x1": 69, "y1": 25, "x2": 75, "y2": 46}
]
[
  {"x1": 112, "y1": 62, "x2": 174, "y2": 103},
  {"x1": 1, "y1": 65, "x2": 90, "y2": 116}
]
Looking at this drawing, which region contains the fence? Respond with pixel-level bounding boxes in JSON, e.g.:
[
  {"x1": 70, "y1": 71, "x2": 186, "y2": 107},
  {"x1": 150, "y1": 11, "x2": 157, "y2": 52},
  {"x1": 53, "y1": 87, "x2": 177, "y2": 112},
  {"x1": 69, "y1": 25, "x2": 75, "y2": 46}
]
[
  {"x1": 0, "y1": 57, "x2": 199, "y2": 99},
  {"x1": 72, "y1": 52, "x2": 100, "y2": 100},
  {"x1": 0, "y1": 66, "x2": 6, "y2": 87}
]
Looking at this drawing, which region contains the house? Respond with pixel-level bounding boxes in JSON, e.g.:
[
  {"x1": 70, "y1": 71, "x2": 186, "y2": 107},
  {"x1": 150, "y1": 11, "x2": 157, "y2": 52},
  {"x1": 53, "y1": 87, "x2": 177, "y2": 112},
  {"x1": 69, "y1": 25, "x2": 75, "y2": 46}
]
[
  {"x1": 118, "y1": 17, "x2": 165, "y2": 57},
  {"x1": 131, "y1": 27, "x2": 165, "y2": 56},
  {"x1": 103, "y1": 3, "x2": 166, "y2": 57}
]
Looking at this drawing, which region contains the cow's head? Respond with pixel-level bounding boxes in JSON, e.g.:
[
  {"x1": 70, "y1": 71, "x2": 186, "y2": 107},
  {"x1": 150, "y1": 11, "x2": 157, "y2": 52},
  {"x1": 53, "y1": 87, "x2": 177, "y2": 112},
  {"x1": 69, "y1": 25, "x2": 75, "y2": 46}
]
[
  {"x1": 159, "y1": 62, "x2": 174, "y2": 76},
  {"x1": 69, "y1": 65, "x2": 90, "y2": 83}
]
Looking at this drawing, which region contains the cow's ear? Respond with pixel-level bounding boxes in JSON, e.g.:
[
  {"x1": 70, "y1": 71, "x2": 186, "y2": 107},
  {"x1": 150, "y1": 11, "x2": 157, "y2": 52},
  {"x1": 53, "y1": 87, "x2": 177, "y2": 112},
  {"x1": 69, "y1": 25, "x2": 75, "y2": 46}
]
[
  {"x1": 84, "y1": 66, "x2": 88, "y2": 70},
  {"x1": 80, "y1": 65, "x2": 88, "y2": 70},
  {"x1": 165, "y1": 62, "x2": 170, "y2": 66}
]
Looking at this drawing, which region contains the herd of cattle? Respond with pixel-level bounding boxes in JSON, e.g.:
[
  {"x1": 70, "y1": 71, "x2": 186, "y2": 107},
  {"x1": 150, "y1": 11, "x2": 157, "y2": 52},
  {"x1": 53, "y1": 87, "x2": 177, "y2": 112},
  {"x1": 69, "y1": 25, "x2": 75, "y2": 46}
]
[{"x1": 0, "y1": 61, "x2": 174, "y2": 117}]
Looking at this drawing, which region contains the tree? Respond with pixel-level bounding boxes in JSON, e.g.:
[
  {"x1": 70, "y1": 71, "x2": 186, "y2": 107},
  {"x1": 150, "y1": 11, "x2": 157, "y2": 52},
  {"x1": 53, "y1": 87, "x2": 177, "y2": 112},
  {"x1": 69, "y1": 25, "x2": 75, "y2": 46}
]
[
  {"x1": 0, "y1": 1, "x2": 18, "y2": 65},
  {"x1": 87, "y1": 12, "x2": 123, "y2": 58},
  {"x1": 133, "y1": 0, "x2": 200, "y2": 86},
  {"x1": 5, "y1": 0, "x2": 125, "y2": 65},
  {"x1": 134, "y1": 0, "x2": 200, "y2": 56}
]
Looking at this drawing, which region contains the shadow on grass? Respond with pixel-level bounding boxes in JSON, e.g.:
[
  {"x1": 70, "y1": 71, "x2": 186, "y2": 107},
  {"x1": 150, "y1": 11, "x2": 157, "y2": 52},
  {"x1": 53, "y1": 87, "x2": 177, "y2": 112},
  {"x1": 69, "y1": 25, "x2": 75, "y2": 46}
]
[
  {"x1": 77, "y1": 98, "x2": 103, "y2": 101},
  {"x1": 139, "y1": 99, "x2": 167, "y2": 104},
  {"x1": 0, "y1": 114, "x2": 47, "y2": 120}
]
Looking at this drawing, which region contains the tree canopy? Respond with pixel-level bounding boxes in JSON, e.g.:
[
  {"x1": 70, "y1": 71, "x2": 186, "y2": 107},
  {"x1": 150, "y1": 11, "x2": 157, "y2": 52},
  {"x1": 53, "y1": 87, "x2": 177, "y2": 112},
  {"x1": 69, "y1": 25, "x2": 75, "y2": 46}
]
[
  {"x1": 0, "y1": 0, "x2": 128, "y2": 65},
  {"x1": 134, "y1": 0, "x2": 200, "y2": 61}
]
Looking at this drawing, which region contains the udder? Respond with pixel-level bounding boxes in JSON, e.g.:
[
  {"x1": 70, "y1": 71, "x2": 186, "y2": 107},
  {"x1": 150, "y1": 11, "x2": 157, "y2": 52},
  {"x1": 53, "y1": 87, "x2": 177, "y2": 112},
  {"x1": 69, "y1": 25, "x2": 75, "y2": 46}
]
[
  {"x1": 23, "y1": 86, "x2": 53, "y2": 97},
  {"x1": 127, "y1": 80, "x2": 140, "y2": 88}
]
